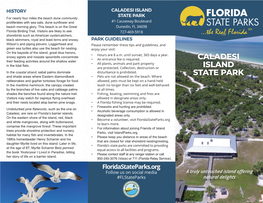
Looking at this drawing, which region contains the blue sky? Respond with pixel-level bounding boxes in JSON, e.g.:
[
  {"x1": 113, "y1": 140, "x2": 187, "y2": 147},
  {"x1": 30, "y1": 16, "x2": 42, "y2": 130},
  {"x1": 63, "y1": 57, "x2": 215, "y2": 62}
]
[{"x1": 0, "y1": 162, "x2": 88, "y2": 203}]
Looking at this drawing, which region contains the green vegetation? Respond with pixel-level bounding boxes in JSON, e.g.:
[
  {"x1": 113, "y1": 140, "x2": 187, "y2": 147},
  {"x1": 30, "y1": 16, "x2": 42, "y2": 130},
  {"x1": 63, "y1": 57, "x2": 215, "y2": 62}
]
[
  {"x1": 177, "y1": 118, "x2": 215, "y2": 139},
  {"x1": 176, "y1": 50, "x2": 263, "y2": 137},
  {"x1": 254, "y1": 128, "x2": 260, "y2": 136},
  {"x1": 182, "y1": 191, "x2": 204, "y2": 202},
  {"x1": 206, "y1": 185, "x2": 215, "y2": 197},
  {"x1": 212, "y1": 142, "x2": 263, "y2": 202},
  {"x1": 176, "y1": 143, "x2": 184, "y2": 167},
  {"x1": 176, "y1": 84, "x2": 189, "y2": 96},
  {"x1": 176, "y1": 51, "x2": 263, "y2": 202},
  {"x1": 176, "y1": 82, "x2": 245, "y2": 127},
  {"x1": 176, "y1": 158, "x2": 208, "y2": 185},
  {"x1": 183, "y1": 133, "x2": 190, "y2": 142},
  {"x1": 252, "y1": 161, "x2": 263, "y2": 176},
  {"x1": 176, "y1": 71, "x2": 200, "y2": 88},
  {"x1": 176, "y1": 125, "x2": 193, "y2": 143}
]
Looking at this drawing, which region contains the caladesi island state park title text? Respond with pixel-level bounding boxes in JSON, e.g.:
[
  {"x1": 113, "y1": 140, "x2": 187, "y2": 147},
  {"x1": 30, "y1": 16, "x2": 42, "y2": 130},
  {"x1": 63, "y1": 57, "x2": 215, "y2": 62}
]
[{"x1": 193, "y1": 53, "x2": 244, "y2": 76}]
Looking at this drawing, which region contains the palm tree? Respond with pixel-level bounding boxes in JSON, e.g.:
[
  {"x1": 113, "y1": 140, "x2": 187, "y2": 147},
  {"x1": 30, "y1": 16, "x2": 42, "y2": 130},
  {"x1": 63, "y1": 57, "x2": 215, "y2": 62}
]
[
  {"x1": 209, "y1": 122, "x2": 215, "y2": 130},
  {"x1": 206, "y1": 185, "x2": 215, "y2": 197},
  {"x1": 254, "y1": 128, "x2": 260, "y2": 137},
  {"x1": 248, "y1": 121, "x2": 253, "y2": 128}
]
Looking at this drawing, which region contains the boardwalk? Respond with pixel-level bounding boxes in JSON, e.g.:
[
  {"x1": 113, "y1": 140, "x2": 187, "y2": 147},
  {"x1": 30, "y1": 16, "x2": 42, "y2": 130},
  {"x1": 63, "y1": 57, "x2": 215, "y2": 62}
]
[
  {"x1": 212, "y1": 125, "x2": 219, "y2": 135},
  {"x1": 176, "y1": 71, "x2": 207, "y2": 94},
  {"x1": 182, "y1": 71, "x2": 206, "y2": 91},
  {"x1": 205, "y1": 156, "x2": 214, "y2": 187}
]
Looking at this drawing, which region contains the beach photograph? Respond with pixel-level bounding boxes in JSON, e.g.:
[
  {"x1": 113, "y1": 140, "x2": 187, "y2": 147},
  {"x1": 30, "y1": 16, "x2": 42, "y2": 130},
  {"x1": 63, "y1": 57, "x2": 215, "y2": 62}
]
[{"x1": 175, "y1": 36, "x2": 263, "y2": 203}]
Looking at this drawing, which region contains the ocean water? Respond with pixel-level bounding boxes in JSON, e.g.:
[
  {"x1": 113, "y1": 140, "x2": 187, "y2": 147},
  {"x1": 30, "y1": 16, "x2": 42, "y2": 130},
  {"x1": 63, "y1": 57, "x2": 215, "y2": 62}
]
[
  {"x1": 176, "y1": 40, "x2": 263, "y2": 65},
  {"x1": 127, "y1": 190, "x2": 137, "y2": 195}
]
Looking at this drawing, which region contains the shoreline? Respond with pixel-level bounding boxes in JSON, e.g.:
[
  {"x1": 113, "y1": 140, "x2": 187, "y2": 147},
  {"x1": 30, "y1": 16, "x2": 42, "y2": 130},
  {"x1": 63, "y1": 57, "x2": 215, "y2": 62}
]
[{"x1": 177, "y1": 49, "x2": 263, "y2": 68}]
